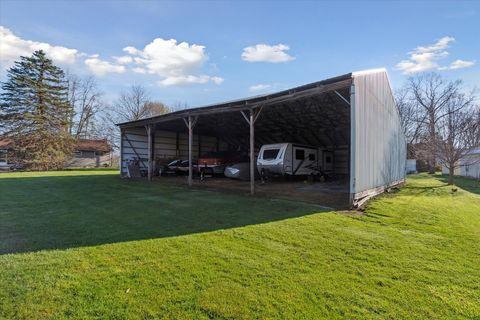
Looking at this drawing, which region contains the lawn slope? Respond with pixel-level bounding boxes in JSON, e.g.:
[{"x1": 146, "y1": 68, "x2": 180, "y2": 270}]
[{"x1": 0, "y1": 171, "x2": 479, "y2": 319}]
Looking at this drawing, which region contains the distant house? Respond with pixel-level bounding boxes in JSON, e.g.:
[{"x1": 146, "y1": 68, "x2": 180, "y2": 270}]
[
  {"x1": 0, "y1": 138, "x2": 113, "y2": 170},
  {"x1": 0, "y1": 138, "x2": 13, "y2": 171},
  {"x1": 68, "y1": 139, "x2": 113, "y2": 168}
]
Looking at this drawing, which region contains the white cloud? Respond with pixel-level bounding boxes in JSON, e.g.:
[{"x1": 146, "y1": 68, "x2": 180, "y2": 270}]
[
  {"x1": 158, "y1": 75, "x2": 224, "y2": 86},
  {"x1": 123, "y1": 46, "x2": 140, "y2": 55},
  {"x1": 113, "y1": 55, "x2": 133, "y2": 64},
  {"x1": 84, "y1": 56, "x2": 126, "y2": 76},
  {"x1": 242, "y1": 44, "x2": 295, "y2": 63},
  {"x1": 132, "y1": 67, "x2": 147, "y2": 74},
  {"x1": 123, "y1": 38, "x2": 207, "y2": 77},
  {"x1": 249, "y1": 84, "x2": 272, "y2": 92},
  {"x1": 121, "y1": 37, "x2": 222, "y2": 86},
  {"x1": 395, "y1": 36, "x2": 475, "y2": 74},
  {"x1": 445, "y1": 59, "x2": 475, "y2": 70},
  {"x1": 210, "y1": 76, "x2": 224, "y2": 85},
  {"x1": 0, "y1": 25, "x2": 79, "y2": 67},
  {"x1": 0, "y1": 26, "x2": 223, "y2": 85},
  {"x1": 415, "y1": 36, "x2": 454, "y2": 54}
]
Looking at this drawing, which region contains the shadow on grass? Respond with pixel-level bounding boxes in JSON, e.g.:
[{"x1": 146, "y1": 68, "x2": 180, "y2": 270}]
[
  {"x1": 0, "y1": 174, "x2": 325, "y2": 255},
  {"x1": 436, "y1": 174, "x2": 480, "y2": 195}
]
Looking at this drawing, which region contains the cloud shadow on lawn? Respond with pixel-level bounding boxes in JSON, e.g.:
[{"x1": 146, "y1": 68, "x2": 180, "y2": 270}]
[{"x1": 0, "y1": 174, "x2": 326, "y2": 255}]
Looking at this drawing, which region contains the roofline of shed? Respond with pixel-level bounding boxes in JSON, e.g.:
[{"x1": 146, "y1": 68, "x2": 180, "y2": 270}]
[{"x1": 116, "y1": 72, "x2": 356, "y2": 128}]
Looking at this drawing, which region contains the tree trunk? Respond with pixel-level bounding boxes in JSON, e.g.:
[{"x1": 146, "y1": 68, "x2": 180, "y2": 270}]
[
  {"x1": 429, "y1": 157, "x2": 436, "y2": 174},
  {"x1": 428, "y1": 113, "x2": 436, "y2": 174},
  {"x1": 448, "y1": 166, "x2": 454, "y2": 185}
]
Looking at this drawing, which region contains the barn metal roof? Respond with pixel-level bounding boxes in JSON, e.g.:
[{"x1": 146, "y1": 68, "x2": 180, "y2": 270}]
[
  {"x1": 116, "y1": 70, "x2": 393, "y2": 149},
  {"x1": 116, "y1": 72, "x2": 353, "y2": 128}
]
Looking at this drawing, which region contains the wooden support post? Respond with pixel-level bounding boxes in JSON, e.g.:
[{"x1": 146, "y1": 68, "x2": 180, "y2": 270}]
[
  {"x1": 188, "y1": 117, "x2": 193, "y2": 186},
  {"x1": 249, "y1": 110, "x2": 255, "y2": 195},
  {"x1": 147, "y1": 124, "x2": 155, "y2": 181},
  {"x1": 183, "y1": 116, "x2": 198, "y2": 187},
  {"x1": 241, "y1": 107, "x2": 262, "y2": 195}
]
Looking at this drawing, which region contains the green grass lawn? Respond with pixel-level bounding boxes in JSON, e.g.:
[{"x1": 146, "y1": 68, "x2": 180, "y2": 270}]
[{"x1": 0, "y1": 171, "x2": 479, "y2": 319}]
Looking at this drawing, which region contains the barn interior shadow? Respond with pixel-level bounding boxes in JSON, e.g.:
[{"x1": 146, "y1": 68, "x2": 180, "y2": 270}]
[{"x1": 0, "y1": 174, "x2": 327, "y2": 255}]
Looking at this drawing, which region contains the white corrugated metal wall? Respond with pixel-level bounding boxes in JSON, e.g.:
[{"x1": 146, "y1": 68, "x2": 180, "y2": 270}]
[{"x1": 351, "y1": 70, "x2": 406, "y2": 202}]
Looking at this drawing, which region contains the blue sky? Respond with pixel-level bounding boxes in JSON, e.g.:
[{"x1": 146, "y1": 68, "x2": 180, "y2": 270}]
[{"x1": 1, "y1": 0, "x2": 479, "y2": 107}]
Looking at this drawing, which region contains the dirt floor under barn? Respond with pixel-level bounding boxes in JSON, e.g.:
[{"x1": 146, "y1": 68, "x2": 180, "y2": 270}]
[{"x1": 153, "y1": 175, "x2": 350, "y2": 209}]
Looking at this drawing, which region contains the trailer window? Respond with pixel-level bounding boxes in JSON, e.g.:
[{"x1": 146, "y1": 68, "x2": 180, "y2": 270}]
[
  {"x1": 263, "y1": 149, "x2": 280, "y2": 160},
  {"x1": 308, "y1": 154, "x2": 315, "y2": 161},
  {"x1": 295, "y1": 149, "x2": 305, "y2": 160}
]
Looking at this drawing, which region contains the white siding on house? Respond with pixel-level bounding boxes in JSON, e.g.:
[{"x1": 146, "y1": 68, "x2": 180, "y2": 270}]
[
  {"x1": 67, "y1": 154, "x2": 112, "y2": 168},
  {"x1": 441, "y1": 165, "x2": 461, "y2": 175},
  {"x1": 441, "y1": 149, "x2": 480, "y2": 179}
]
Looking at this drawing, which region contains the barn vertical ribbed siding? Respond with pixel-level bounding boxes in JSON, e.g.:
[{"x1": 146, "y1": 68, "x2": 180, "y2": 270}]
[
  {"x1": 351, "y1": 71, "x2": 406, "y2": 203},
  {"x1": 120, "y1": 127, "x2": 228, "y2": 176}
]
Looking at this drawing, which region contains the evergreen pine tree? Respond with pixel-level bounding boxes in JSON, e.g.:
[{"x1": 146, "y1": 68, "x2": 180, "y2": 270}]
[{"x1": 0, "y1": 50, "x2": 74, "y2": 170}]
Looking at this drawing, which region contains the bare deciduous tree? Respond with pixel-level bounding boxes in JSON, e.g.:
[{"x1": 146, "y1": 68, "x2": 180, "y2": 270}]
[
  {"x1": 101, "y1": 85, "x2": 172, "y2": 155},
  {"x1": 67, "y1": 74, "x2": 103, "y2": 138},
  {"x1": 407, "y1": 73, "x2": 462, "y2": 173},
  {"x1": 395, "y1": 87, "x2": 425, "y2": 147},
  {"x1": 435, "y1": 92, "x2": 479, "y2": 184},
  {"x1": 397, "y1": 72, "x2": 479, "y2": 179},
  {"x1": 113, "y1": 85, "x2": 170, "y2": 122},
  {"x1": 144, "y1": 101, "x2": 172, "y2": 118}
]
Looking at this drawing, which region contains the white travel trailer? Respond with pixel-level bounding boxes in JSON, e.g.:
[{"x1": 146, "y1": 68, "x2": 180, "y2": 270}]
[{"x1": 257, "y1": 143, "x2": 332, "y2": 176}]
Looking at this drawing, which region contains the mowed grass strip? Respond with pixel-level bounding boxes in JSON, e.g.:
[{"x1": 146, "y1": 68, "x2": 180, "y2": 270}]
[{"x1": 0, "y1": 171, "x2": 479, "y2": 319}]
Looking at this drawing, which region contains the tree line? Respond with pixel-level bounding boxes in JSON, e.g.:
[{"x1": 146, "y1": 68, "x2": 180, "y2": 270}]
[
  {"x1": 0, "y1": 50, "x2": 185, "y2": 170},
  {"x1": 1, "y1": 50, "x2": 479, "y2": 182}
]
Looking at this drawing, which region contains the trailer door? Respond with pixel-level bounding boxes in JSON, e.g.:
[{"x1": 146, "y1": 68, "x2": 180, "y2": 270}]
[{"x1": 293, "y1": 147, "x2": 317, "y2": 175}]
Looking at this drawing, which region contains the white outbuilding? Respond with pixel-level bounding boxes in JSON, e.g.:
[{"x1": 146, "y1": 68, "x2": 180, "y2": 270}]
[{"x1": 442, "y1": 148, "x2": 480, "y2": 179}]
